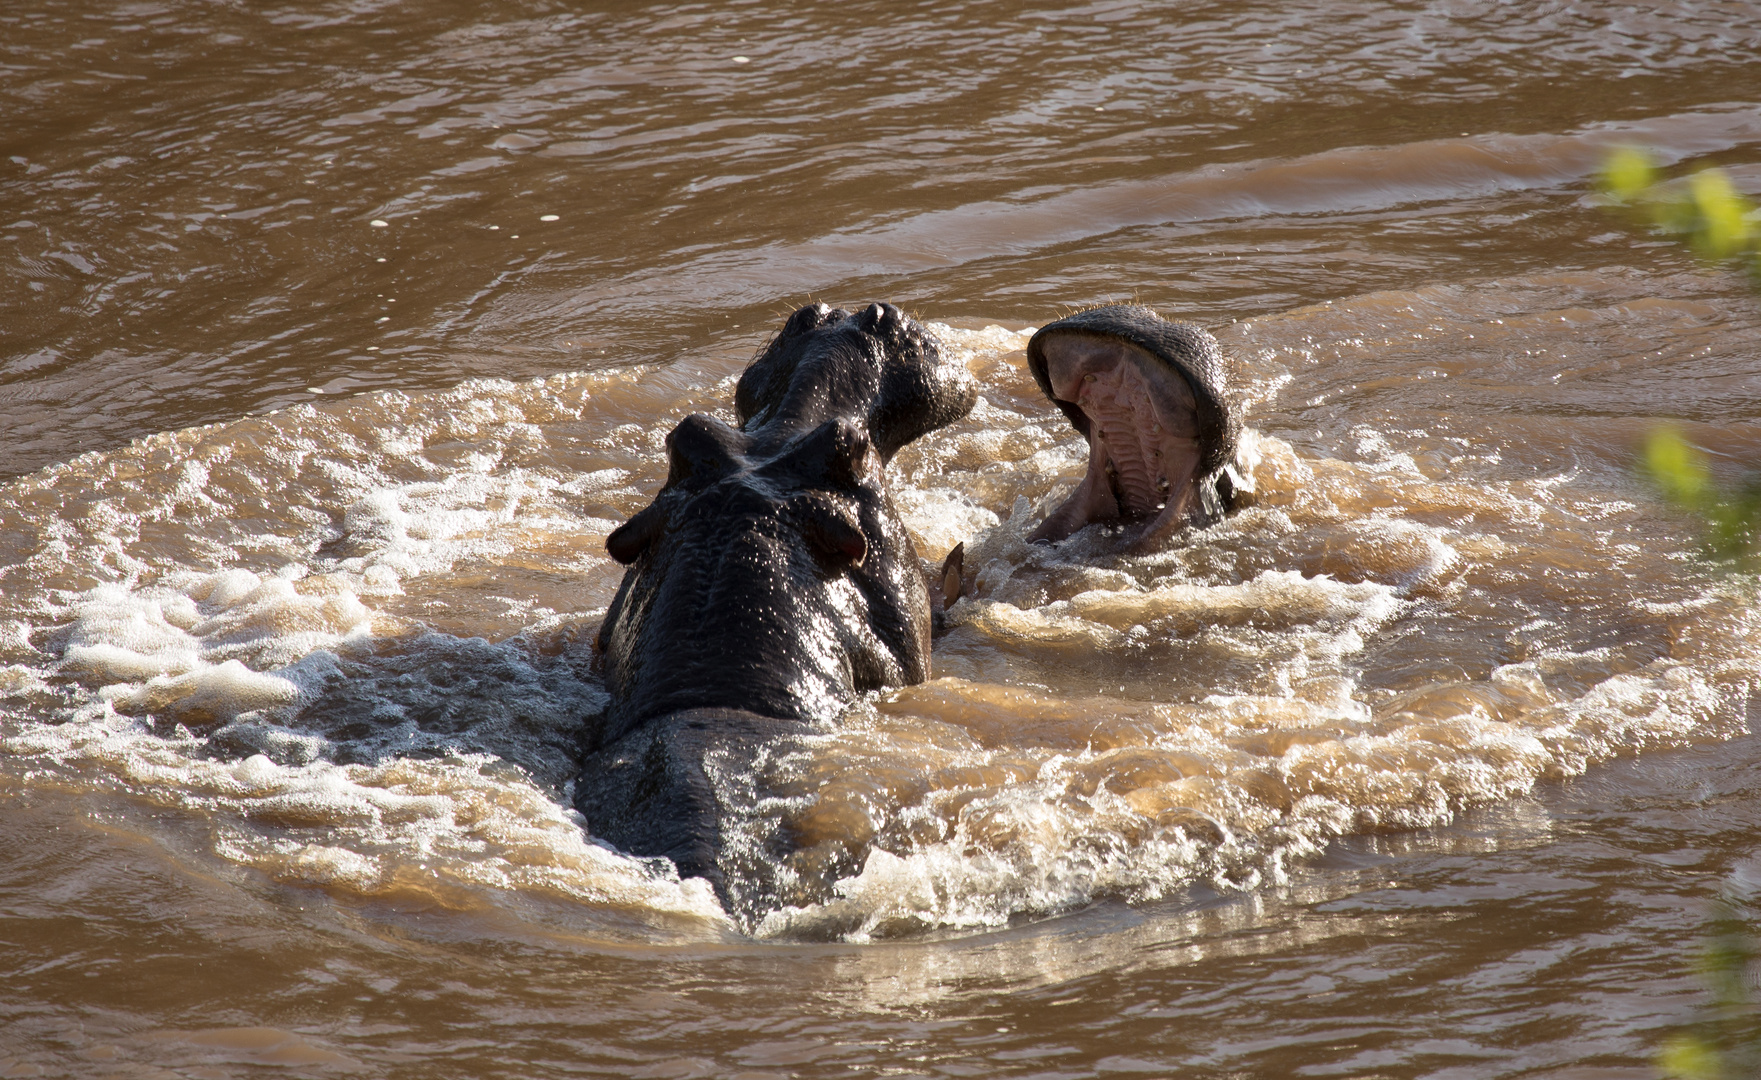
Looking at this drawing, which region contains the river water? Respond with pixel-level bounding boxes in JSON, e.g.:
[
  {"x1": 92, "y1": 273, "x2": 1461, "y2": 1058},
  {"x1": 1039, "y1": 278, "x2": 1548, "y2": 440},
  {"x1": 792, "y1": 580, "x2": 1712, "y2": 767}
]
[{"x1": 5, "y1": 1, "x2": 1761, "y2": 1076}]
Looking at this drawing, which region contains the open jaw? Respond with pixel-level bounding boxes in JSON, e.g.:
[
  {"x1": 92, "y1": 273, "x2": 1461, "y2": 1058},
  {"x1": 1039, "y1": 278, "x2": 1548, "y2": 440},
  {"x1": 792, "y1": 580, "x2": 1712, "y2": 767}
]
[{"x1": 1025, "y1": 306, "x2": 1237, "y2": 553}]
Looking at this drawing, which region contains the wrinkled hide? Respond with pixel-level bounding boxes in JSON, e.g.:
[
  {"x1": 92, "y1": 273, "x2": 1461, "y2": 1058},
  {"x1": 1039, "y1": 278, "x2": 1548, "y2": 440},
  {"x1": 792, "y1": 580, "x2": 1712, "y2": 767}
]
[{"x1": 576, "y1": 302, "x2": 976, "y2": 901}]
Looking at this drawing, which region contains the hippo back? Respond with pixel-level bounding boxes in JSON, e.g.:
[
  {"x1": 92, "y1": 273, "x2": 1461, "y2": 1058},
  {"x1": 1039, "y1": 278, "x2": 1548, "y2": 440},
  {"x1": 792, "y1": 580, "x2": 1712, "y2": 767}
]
[
  {"x1": 580, "y1": 303, "x2": 975, "y2": 905},
  {"x1": 593, "y1": 412, "x2": 927, "y2": 746}
]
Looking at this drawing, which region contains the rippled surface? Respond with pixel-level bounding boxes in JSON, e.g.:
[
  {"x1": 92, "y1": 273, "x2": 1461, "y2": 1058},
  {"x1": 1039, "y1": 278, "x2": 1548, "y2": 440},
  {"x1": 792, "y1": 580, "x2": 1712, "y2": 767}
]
[{"x1": 5, "y1": 0, "x2": 1761, "y2": 1076}]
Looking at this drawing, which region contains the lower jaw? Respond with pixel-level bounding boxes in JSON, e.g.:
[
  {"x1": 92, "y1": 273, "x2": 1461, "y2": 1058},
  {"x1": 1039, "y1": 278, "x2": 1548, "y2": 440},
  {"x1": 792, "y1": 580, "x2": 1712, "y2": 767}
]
[{"x1": 1080, "y1": 497, "x2": 1198, "y2": 555}]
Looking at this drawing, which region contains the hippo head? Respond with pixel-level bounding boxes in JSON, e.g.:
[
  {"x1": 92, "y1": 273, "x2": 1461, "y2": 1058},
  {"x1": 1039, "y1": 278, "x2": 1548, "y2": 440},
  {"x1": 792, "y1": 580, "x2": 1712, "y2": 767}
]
[
  {"x1": 1025, "y1": 304, "x2": 1241, "y2": 553},
  {"x1": 593, "y1": 303, "x2": 976, "y2": 747},
  {"x1": 735, "y1": 301, "x2": 976, "y2": 460}
]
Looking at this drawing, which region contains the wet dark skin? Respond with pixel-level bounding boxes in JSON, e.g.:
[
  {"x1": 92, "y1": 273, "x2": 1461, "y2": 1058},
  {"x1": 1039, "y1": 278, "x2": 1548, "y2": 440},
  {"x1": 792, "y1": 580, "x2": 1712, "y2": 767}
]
[
  {"x1": 576, "y1": 302, "x2": 975, "y2": 904},
  {"x1": 577, "y1": 302, "x2": 1237, "y2": 906}
]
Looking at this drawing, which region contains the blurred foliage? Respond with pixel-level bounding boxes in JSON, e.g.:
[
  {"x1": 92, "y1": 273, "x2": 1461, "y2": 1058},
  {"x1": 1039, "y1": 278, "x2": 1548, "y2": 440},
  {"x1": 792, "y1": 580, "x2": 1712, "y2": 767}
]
[
  {"x1": 1599, "y1": 147, "x2": 1761, "y2": 284},
  {"x1": 1641, "y1": 429, "x2": 1761, "y2": 568},
  {"x1": 1657, "y1": 897, "x2": 1761, "y2": 1080},
  {"x1": 1601, "y1": 149, "x2": 1761, "y2": 1078},
  {"x1": 1605, "y1": 149, "x2": 1761, "y2": 567}
]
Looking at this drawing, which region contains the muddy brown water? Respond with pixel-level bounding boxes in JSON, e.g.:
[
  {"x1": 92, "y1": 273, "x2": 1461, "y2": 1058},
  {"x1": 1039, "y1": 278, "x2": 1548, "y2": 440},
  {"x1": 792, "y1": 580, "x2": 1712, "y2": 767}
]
[{"x1": 5, "y1": 1, "x2": 1761, "y2": 1076}]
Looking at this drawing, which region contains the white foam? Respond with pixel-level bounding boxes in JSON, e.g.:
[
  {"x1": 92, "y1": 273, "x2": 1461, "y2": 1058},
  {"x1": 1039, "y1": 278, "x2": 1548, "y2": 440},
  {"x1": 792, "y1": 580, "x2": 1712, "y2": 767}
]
[
  {"x1": 8, "y1": 706, "x2": 727, "y2": 926},
  {"x1": 61, "y1": 587, "x2": 203, "y2": 682},
  {"x1": 891, "y1": 487, "x2": 1000, "y2": 563},
  {"x1": 0, "y1": 302, "x2": 1752, "y2": 941}
]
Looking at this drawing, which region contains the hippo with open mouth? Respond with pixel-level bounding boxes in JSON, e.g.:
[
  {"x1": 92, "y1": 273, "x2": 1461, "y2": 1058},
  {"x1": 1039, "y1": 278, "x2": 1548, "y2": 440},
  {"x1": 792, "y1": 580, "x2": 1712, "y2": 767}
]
[
  {"x1": 576, "y1": 301, "x2": 976, "y2": 905},
  {"x1": 576, "y1": 301, "x2": 1239, "y2": 907},
  {"x1": 1025, "y1": 304, "x2": 1242, "y2": 553}
]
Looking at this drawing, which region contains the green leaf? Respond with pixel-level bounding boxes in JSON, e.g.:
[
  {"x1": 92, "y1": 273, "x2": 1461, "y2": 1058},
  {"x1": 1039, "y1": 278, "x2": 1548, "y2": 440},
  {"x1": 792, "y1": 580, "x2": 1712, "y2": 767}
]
[
  {"x1": 1644, "y1": 428, "x2": 1712, "y2": 506},
  {"x1": 1601, "y1": 145, "x2": 1657, "y2": 202},
  {"x1": 1688, "y1": 169, "x2": 1756, "y2": 262},
  {"x1": 1658, "y1": 1033, "x2": 1723, "y2": 1080}
]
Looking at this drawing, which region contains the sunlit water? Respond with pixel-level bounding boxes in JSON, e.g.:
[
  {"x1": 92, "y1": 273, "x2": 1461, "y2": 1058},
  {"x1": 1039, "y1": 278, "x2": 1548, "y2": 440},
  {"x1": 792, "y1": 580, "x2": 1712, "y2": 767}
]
[{"x1": 5, "y1": 1, "x2": 1761, "y2": 1076}]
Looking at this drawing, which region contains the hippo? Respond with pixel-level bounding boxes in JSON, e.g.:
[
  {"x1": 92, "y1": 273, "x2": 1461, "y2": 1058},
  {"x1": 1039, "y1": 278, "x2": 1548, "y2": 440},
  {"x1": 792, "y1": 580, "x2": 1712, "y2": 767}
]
[
  {"x1": 1024, "y1": 304, "x2": 1242, "y2": 554},
  {"x1": 576, "y1": 302, "x2": 976, "y2": 907},
  {"x1": 575, "y1": 302, "x2": 1240, "y2": 909}
]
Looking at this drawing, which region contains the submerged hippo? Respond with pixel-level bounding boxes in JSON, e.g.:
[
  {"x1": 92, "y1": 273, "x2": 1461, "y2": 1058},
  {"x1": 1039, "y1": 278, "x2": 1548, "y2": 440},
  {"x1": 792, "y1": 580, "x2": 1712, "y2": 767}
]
[
  {"x1": 1025, "y1": 304, "x2": 1242, "y2": 553},
  {"x1": 576, "y1": 302, "x2": 976, "y2": 903},
  {"x1": 576, "y1": 301, "x2": 1239, "y2": 905}
]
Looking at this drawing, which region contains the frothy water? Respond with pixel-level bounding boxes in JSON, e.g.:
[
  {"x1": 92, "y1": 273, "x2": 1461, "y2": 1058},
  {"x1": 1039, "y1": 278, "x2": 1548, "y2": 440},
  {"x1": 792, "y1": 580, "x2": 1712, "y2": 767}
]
[
  {"x1": 4, "y1": 269, "x2": 1753, "y2": 943},
  {"x1": 9, "y1": 0, "x2": 1761, "y2": 1072}
]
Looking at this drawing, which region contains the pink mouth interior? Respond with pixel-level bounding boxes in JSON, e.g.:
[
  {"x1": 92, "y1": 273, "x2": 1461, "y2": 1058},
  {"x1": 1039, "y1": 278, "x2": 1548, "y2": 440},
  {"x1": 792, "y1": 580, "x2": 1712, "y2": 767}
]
[{"x1": 1031, "y1": 332, "x2": 1204, "y2": 549}]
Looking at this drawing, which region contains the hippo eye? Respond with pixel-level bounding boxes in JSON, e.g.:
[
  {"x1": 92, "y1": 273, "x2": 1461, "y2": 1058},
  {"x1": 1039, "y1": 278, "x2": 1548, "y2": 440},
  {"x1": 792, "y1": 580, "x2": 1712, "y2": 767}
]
[
  {"x1": 829, "y1": 427, "x2": 872, "y2": 486},
  {"x1": 758, "y1": 417, "x2": 874, "y2": 490},
  {"x1": 782, "y1": 302, "x2": 836, "y2": 336}
]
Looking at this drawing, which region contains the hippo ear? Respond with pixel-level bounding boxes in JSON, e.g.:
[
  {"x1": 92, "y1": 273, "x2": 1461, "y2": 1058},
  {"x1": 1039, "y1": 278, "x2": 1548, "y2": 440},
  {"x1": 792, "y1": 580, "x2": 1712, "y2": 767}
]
[
  {"x1": 797, "y1": 498, "x2": 867, "y2": 566},
  {"x1": 665, "y1": 414, "x2": 746, "y2": 489},
  {"x1": 606, "y1": 502, "x2": 666, "y2": 565}
]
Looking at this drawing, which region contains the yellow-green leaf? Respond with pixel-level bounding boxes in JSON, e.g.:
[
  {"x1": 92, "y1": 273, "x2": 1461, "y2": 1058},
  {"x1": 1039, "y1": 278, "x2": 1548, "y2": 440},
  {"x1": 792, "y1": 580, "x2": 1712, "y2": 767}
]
[
  {"x1": 1601, "y1": 145, "x2": 1657, "y2": 202},
  {"x1": 1644, "y1": 428, "x2": 1711, "y2": 505},
  {"x1": 1688, "y1": 168, "x2": 1755, "y2": 261},
  {"x1": 1656, "y1": 1033, "x2": 1722, "y2": 1080}
]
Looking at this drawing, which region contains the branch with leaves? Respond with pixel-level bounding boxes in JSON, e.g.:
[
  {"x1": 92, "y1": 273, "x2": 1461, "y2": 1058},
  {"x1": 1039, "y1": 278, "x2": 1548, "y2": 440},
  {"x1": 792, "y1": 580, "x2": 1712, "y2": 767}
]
[
  {"x1": 1657, "y1": 897, "x2": 1761, "y2": 1080},
  {"x1": 1596, "y1": 149, "x2": 1761, "y2": 567},
  {"x1": 1599, "y1": 149, "x2": 1761, "y2": 1079},
  {"x1": 1599, "y1": 148, "x2": 1761, "y2": 285},
  {"x1": 1641, "y1": 428, "x2": 1761, "y2": 569}
]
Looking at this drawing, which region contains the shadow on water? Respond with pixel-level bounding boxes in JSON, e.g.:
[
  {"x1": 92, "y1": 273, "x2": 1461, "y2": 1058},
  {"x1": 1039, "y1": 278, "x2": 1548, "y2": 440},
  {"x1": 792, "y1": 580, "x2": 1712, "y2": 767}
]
[{"x1": 199, "y1": 627, "x2": 604, "y2": 789}]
